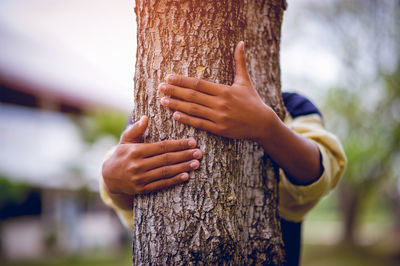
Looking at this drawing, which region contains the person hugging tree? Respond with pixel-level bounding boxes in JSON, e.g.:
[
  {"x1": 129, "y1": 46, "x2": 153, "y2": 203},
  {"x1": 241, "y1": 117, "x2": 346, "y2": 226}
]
[{"x1": 101, "y1": 42, "x2": 346, "y2": 265}]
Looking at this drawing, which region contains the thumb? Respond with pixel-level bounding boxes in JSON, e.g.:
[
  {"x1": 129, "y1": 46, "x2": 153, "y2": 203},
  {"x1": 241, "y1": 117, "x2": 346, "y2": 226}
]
[
  {"x1": 233, "y1": 41, "x2": 251, "y2": 85},
  {"x1": 120, "y1": 115, "x2": 148, "y2": 144}
]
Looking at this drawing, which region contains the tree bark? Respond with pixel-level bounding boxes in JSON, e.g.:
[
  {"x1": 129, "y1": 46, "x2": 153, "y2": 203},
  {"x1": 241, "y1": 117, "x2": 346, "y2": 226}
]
[{"x1": 132, "y1": 0, "x2": 286, "y2": 264}]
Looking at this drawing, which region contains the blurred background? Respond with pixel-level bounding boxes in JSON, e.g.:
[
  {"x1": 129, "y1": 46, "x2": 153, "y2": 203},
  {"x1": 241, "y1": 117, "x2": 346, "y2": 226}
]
[{"x1": 0, "y1": 0, "x2": 399, "y2": 265}]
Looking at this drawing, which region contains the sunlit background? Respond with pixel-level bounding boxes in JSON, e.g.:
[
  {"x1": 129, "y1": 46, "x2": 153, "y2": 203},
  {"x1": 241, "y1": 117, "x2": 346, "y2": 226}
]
[{"x1": 0, "y1": 0, "x2": 399, "y2": 265}]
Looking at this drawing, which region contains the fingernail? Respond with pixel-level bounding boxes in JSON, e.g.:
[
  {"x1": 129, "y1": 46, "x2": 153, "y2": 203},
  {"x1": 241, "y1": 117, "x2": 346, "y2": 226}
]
[
  {"x1": 161, "y1": 97, "x2": 170, "y2": 106},
  {"x1": 193, "y1": 150, "x2": 201, "y2": 158},
  {"x1": 188, "y1": 138, "x2": 196, "y2": 147},
  {"x1": 180, "y1": 173, "x2": 189, "y2": 181},
  {"x1": 173, "y1": 112, "x2": 181, "y2": 120},
  {"x1": 240, "y1": 41, "x2": 245, "y2": 50},
  {"x1": 190, "y1": 160, "x2": 199, "y2": 169},
  {"x1": 139, "y1": 115, "x2": 145, "y2": 123},
  {"x1": 167, "y1": 74, "x2": 177, "y2": 83},
  {"x1": 159, "y1": 84, "x2": 167, "y2": 92}
]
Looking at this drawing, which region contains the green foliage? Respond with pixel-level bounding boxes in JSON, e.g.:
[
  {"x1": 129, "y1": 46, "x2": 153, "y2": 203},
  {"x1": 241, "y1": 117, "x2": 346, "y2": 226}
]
[
  {"x1": 76, "y1": 109, "x2": 128, "y2": 143},
  {"x1": 323, "y1": 62, "x2": 400, "y2": 186},
  {"x1": 0, "y1": 175, "x2": 30, "y2": 208}
]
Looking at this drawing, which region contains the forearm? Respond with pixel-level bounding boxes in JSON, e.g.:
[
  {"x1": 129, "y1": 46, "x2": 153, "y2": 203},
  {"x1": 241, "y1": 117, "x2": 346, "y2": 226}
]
[{"x1": 256, "y1": 108, "x2": 323, "y2": 185}]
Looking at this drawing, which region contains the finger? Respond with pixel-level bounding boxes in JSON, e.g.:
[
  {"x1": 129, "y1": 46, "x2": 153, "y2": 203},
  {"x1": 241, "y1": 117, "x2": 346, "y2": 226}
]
[
  {"x1": 161, "y1": 97, "x2": 217, "y2": 121},
  {"x1": 120, "y1": 115, "x2": 148, "y2": 144},
  {"x1": 233, "y1": 41, "x2": 251, "y2": 85},
  {"x1": 173, "y1": 111, "x2": 218, "y2": 133},
  {"x1": 141, "y1": 148, "x2": 203, "y2": 171},
  {"x1": 166, "y1": 75, "x2": 222, "y2": 96},
  {"x1": 158, "y1": 83, "x2": 215, "y2": 107},
  {"x1": 136, "y1": 138, "x2": 198, "y2": 158},
  {"x1": 139, "y1": 172, "x2": 189, "y2": 194},
  {"x1": 142, "y1": 159, "x2": 200, "y2": 184}
]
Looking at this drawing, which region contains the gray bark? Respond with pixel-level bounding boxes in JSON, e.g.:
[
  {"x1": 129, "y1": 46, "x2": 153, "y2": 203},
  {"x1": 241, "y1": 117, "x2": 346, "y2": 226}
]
[{"x1": 132, "y1": 0, "x2": 286, "y2": 264}]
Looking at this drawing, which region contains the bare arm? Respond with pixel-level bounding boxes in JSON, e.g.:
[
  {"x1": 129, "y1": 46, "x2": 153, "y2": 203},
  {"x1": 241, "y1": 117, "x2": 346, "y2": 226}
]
[{"x1": 255, "y1": 108, "x2": 322, "y2": 185}]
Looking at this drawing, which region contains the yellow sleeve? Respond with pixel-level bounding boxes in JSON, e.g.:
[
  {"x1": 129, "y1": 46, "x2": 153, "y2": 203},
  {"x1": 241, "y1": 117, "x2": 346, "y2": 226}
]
[
  {"x1": 99, "y1": 146, "x2": 134, "y2": 232},
  {"x1": 279, "y1": 114, "x2": 346, "y2": 222}
]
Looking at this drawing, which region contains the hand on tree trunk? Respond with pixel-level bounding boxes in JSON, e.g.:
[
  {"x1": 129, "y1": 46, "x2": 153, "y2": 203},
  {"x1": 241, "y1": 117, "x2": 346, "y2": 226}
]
[
  {"x1": 102, "y1": 115, "x2": 203, "y2": 198},
  {"x1": 158, "y1": 41, "x2": 275, "y2": 141}
]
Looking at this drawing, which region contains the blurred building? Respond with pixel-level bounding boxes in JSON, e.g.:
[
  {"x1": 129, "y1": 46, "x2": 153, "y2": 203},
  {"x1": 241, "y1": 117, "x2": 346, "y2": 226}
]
[{"x1": 0, "y1": 0, "x2": 135, "y2": 260}]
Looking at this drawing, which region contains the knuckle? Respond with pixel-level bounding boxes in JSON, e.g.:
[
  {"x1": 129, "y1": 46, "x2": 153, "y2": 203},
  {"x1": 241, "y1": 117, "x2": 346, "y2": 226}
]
[
  {"x1": 163, "y1": 153, "x2": 172, "y2": 165},
  {"x1": 220, "y1": 87, "x2": 232, "y2": 99},
  {"x1": 188, "y1": 104, "x2": 199, "y2": 115},
  {"x1": 129, "y1": 145, "x2": 141, "y2": 158},
  {"x1": 130, "y1": 175, "x2": 142, "y2": 187},
  {"x1": 160, "y1": 141, "x2": 168, "y2": 152},
  {"x1": 167, "y1": 86, "x2": 175, "y2": 95},
  {"x1": 216, "y1": 99, "x2": 228, "y2": 110},
  {"x1": 193, "y1": 79, "x2": 201, "y2": 90},
  {"x1": 179, "y1": 139, "x2": 187, "y2": 149},
  {"x1": 176, "y1": 75, "x2": 182, "y2": 85},
  {"x1": 218, "y1": 112, "x2": 229, "y2": 123},
  {"x1": 160, "y1": 167, "x2": 170, "y2": 177},
  {"x1": 129, "y1": 162, "x2": 141, "y2": 174},
  {"x1": 187, "y1": 90, "x2": 197, "y2": 101}
]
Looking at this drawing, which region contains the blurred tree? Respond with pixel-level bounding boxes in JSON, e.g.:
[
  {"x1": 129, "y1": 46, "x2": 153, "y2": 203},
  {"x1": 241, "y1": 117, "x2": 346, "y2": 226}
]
[
  {"x1": 303, "y1": 0, "x2": 400, "y2": 245},
  {"x1": 382, "y1": 62, "x2": 400, "y2": 253},
  {"x1": 0, "y1": 175, "x2": 29, "y2": 209},
  {"x1": 76, "y1": 109, "x2": 128, "y2": 143},
  {"x1": 323, "y1": 74, "x2": 400, "y2": 243}
]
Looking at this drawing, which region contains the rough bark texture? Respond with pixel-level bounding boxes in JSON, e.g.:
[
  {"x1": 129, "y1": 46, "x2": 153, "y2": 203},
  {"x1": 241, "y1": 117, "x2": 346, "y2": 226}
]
[{"x1": 132, "y1": 0, "x2": 286, "y2": 264}]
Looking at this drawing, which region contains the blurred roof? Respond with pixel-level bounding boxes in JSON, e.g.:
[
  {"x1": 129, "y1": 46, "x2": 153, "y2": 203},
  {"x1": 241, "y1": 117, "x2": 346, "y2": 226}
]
[{"x1": 0, "y1": 0, "x2": 136, "y2": 112}]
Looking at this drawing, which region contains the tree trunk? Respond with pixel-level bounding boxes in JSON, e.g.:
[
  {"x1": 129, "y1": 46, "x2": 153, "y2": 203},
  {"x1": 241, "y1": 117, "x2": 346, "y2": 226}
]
[
  {"x1": 132, "y1": 0, "x2": 286, "y2": 264},
  {"x1": 338, "y1": 183, "x2": 360, "y2": 244}
]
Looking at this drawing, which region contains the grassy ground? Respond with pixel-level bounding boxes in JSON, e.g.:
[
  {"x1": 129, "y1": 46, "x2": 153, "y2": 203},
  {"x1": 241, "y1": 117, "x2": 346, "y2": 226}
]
[
  {"x1": 301, "y1": 191, "x2": 400, "y2": 265},
  {"x1": 4, "y1": 243, "x2": 400, "y2": 266},
  {"x1": 302, "y1": 244, "x2": 400, "y2": 266},
  {"x1": 1, "y1": 248, "x2": 131, "y2": 266},
  {"x1": 3, "y1": 192, "x2": 398, "y2": 265}
]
